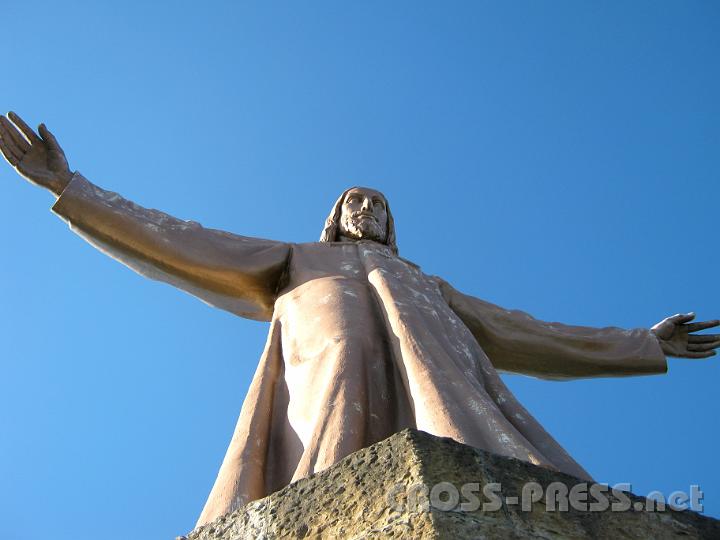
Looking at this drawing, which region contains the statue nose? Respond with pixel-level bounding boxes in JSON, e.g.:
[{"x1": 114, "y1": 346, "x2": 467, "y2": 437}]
[{"x1": 361, "y1": 198, "x2": 373, "y2": 211}]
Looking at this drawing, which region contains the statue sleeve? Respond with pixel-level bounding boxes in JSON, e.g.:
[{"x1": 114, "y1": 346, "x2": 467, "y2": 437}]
[
  {"x1": 436, "y1": 278, "x2": 667, "y2": 380},
  {"x1": 51, "y1": 172, "x2": 291, "y2": 321}
]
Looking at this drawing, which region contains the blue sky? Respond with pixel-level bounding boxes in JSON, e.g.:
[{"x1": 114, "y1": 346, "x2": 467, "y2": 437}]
[{"x1": 1, "y1": 2, "x2": 718, "y2": 538}]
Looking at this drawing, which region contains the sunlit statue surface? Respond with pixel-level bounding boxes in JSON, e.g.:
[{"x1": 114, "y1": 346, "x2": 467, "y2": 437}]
[{"x1": 2, "y1": 112, "x2": 718, "y2": 527}]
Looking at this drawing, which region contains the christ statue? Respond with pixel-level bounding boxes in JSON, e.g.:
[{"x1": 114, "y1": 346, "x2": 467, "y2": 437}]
[{"x1": 1, "y1": 111, "x2": 717, "y2": 527}]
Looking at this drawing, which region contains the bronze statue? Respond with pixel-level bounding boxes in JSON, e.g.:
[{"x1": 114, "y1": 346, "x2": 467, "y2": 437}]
[{"x1": 1, "y1": 112, "x2": 717, "y2": 527}]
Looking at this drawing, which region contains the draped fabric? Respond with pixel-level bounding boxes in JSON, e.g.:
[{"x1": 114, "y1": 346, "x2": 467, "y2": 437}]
[{"x1": 51, "y1": 173, "x2": 667, "y2": 527}]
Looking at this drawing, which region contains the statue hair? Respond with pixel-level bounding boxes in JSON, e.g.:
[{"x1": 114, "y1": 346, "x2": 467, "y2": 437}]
[{"x1": 319, "y1": 187, "x2": 398, "y2": 255}]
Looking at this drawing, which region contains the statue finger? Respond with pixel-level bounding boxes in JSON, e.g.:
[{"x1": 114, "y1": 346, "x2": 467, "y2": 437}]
[
  {"x1": 7, "y1": 111, "x2": 41, "y2": 143},
  {"x1": 38, "y1": 123, "x2": 62, "y2": 152},
  {"x1": 0, "y1": 129, "x2": 25, "y2": 161},
  {"x1": 686, "y1": 320, "x2": 720, "y2": 333},
  {"x1": 666, "y1": 312, "x2": 695, "y2": 325},
  {"x1": 683, "y1": 350, "x2": 716, "y2": 359},
  {"x1": 0, "y1": 137, "x2": 20, "y2": 166},
  {"x1": 0, "y1": 116, "x2": 30, "y2": 151},
  {"x1": 688, "y1": 334, "x2": 720, "y2": 343},
  {"x1": 688, "y1": 340, "x2": 720, "y2": 352}
]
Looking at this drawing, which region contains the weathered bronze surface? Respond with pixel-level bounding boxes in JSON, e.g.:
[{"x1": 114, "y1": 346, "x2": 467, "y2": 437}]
[{"x1": 2, "y1": 112, "x2": 717, "y2": 528}]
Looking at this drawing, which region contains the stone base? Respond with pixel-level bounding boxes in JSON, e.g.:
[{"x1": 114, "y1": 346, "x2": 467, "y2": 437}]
[{"x1": 181, "y1": 429, "x2": 719, "y2": 539}]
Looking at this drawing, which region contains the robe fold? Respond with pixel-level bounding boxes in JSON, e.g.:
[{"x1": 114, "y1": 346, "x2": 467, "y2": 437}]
[{"x1": 51, "y1": 173, "x2": 667, "y2": 527}]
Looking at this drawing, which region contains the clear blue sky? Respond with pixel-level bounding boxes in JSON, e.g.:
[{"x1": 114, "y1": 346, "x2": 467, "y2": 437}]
[{"x1": 1, "y1": 2, "x2": 718, "y2": 538}]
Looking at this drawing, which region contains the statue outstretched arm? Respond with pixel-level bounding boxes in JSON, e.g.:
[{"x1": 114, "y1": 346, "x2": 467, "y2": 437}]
[
  {"x1": 436, "y1": 278, "x2": 669, "y2": 380},
  {"x1": 0, "y1": 112, "x2": 291, "y2": 321}
]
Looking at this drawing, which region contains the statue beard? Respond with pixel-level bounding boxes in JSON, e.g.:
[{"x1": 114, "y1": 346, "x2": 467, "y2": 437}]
[{"x1": 340, "y1": 213, "x2": 386, "y2": 243}]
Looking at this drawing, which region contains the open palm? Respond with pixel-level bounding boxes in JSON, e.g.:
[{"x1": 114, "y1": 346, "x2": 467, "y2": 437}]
[
  {"x1": 651, "y1": 312, "x2": 720, "y2": 359},
  {"x1": 0, "y1": 111, "x2": 72, "y2": 195}
]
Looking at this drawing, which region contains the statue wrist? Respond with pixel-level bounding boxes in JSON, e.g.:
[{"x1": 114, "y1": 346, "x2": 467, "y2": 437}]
[{"x1": 50, "y1": 170, "x2": 74, "y2": 196}]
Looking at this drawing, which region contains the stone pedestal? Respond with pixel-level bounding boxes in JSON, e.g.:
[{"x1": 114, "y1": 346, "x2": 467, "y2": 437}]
[{"x1": 181, "y1": 429, "x2": 718, "y2": 539}]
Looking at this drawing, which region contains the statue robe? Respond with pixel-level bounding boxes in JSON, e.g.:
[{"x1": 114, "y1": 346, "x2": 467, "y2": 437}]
[{"x1": 51, "y1": 173, "x2": 667, "y2": 527}]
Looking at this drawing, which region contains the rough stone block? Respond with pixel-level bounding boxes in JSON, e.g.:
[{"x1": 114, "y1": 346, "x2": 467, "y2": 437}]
[{"x1": 181, "y1": 429, "x2": 719, "y2": 539}]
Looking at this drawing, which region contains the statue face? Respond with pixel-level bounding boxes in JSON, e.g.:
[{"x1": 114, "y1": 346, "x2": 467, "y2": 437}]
[{"x1": 338, "y1": 187, "x2": 388, "y2": 243}]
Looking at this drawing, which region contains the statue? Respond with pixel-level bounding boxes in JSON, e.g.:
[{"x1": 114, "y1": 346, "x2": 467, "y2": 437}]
[{"x1": 1, "y1": 112, "x2": 718, "y2": 527}]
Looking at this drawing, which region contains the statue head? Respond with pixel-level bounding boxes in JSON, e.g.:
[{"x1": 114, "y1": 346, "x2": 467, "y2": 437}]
[{"x1": 320, "y1": 187, "x2": 398, "y2": 254}]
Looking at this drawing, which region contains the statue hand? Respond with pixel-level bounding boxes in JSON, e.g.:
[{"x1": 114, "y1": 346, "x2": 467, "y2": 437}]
[
  {"x1": 0, "y1": 111, "x2": 73, "y2": 196},
  {"x1": 651, "y1": 313, "x2": 720, "y2": 359}
]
